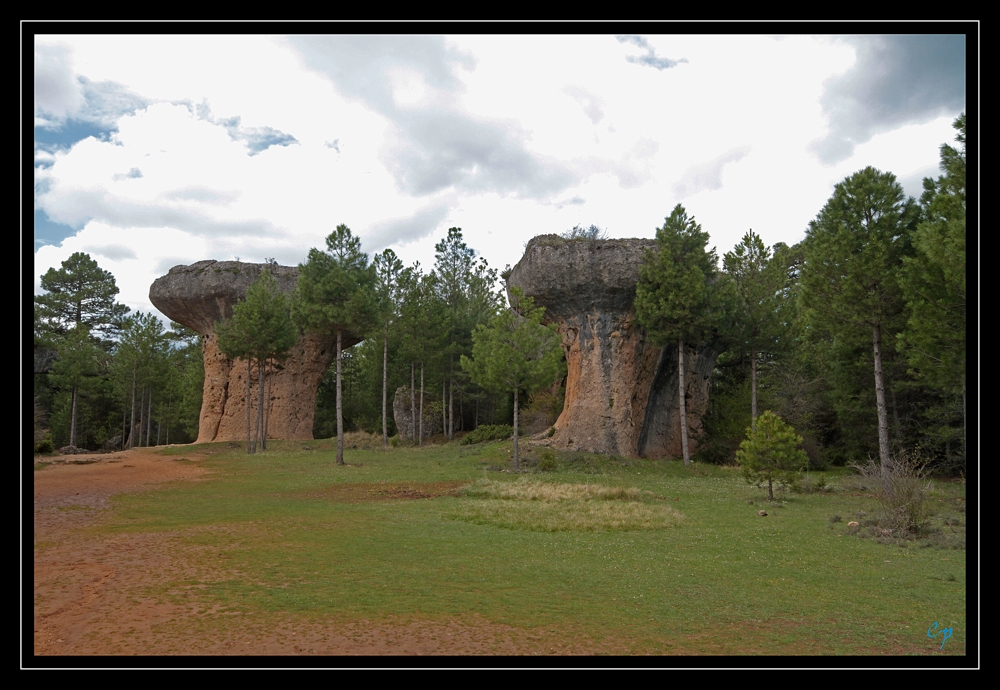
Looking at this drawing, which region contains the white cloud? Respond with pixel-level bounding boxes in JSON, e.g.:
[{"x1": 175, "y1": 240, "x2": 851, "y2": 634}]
[{"x1": 31, "y1": 34, "x2": 966, "y2": 321}]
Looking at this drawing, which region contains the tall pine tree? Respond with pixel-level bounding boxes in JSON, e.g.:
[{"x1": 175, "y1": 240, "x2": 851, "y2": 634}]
[
  {"x1": 292, "y1": 225, "x2": 377, "y2": 465},
  {"x1": 635, "y1": 204, "x2": 726, "y2": 464},
  {"x1": 801, "y1": 167, "x2": 918, "y2": 469}
]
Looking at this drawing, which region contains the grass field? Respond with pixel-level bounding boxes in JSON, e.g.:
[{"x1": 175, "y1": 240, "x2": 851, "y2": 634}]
[{"x1": 83, "y1": 436, "x2": 968, "y2": 657}]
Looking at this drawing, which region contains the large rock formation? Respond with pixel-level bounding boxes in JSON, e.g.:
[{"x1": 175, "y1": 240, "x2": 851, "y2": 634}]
[
  {"x1": 506, "y1": 235, "x2": 720, "y2": 459},
  {"x1": 149, "y1": 260, "x2": 360, "y2": 444}
]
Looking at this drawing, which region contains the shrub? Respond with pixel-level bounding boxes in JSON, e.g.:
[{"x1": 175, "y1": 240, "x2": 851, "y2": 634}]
[
  {"x1": 736, "y1": 411, "x2": 808, "y2": 500},
  {"x1": 561, "y1": 224, "x2": 607, "y2": 241},
  {"x1": 790, "y1": 472, "x2": 829, "y2": 494},
  {"x1": 850, "y1": 450, "x2": 932, "y2": 537},
  {"x1": 537, "y1": 449, "x2": 558, "y2": 472},
  {"x1": 34, "y1": 438, "x2": 54, "y2": 454},
  {"x1": 461, "y1": 424, "x2": 517, "y2": 445}
]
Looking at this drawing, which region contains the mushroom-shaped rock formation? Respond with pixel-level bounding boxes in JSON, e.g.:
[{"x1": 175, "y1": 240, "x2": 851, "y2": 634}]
[
  {"x1": 506, "y1": 235, "x2": 720, "y2": 459},
  {"x1": 149, "y1": 260, "x2": 360, "y2": 444}
]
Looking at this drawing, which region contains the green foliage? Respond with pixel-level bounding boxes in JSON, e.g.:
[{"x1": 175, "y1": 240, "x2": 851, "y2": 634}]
[
  {"x1": 736, "y1": 411, "x2": 808, "y2": 499},
  {"x1": 34, "y1": 438, "x2": 54, "y2": 454},
  {"x1": 801, "y1": 167, "x2": 916, "y2": 334},
  {"x1": 799, "y1": 166, "x2": 917, "y2": 466},
  {"x1": 292, "y1": 224, "x2": 378, "y2": 341},
  {"x1": 461, "y1": 424, "x2": 515, "y2": 445},
  {"x1": 34, "y1": 251, "x2": 130, "y2": 341},
  {"x1": 461, "y1": 288, "x2": 563, "y2": 468},
  {"x1": 217, "y1": 271, "x2": 298, "y2": 453},
  {"x1": 635, "y1": 204, "x2": 727, "y2": 348},
  {"x1": 897, "y1": 113, "x2": 966, "y2": 462},
  {"x1": 216, "y1": 271, "x2": 297, "y2": 366}
]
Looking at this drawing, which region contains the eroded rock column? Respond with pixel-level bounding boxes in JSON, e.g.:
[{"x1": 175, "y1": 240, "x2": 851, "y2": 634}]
[
  {"x1": 507, "y1": 236, "x2": 719, "y2": 459},
  {"x1": 150, "y1": 260, "x2": 360, "y2": 444}
]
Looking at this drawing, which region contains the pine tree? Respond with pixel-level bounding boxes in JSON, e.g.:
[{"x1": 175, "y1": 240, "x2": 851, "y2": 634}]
[
  {"x1": 898, "y1": 114, "x2": 966, "y2": 463},
  {"x1": 48, "y1": 324, "x2": 104, "y2": 448},
  {"x1": 461, "y1": 288, "x2": 565, "y2": 470},
  {"x1": 434, "y1": 228, "x2": 476, "y2": 440},
  {"x1": 35, "y1": 252, "x2": 130, "y2": 341},
  {"x1": 216, "y1": 271, "x2": 297, "y2": 453},
  {"x1": 373, "y1": 248, "x2": 404, "y2": 447},
  {"x1": 635, "y1": 204, "x2": 726, "y2": 464},
  {"x1": 736, "y1": 411, "x2": 808, "y2": 500},
  {"x1": 292, "y1": 225, "x2": 377, "y2": 465},
  {"x1": 723, "y1": 230, "x2": 786, "y2": 431},
  {"x1": 801, "y1": 167, "x2": 918, "y2": 469}
]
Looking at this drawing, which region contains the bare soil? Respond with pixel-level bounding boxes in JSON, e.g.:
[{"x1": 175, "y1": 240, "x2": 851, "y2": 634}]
[
  {"x1": 31, "y1": 447, "x2": 627, "y2": 658},
  {"x1": 31, "y1": 447, "x2": 941, "y2": 661}
]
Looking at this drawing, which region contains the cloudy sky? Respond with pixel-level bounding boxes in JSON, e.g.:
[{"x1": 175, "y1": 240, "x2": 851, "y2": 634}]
[{"x1": 31, "y1": 31, "x2": 968, "y2": 322}]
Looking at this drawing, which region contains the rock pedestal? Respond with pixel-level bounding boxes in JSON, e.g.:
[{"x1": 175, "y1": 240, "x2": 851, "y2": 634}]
[
  {"x1": 149, "y1": 260, "x2": 360, "y2": 444},
  {"x1": 506, "y1": 236, "x2": 719, "y2": 459}
]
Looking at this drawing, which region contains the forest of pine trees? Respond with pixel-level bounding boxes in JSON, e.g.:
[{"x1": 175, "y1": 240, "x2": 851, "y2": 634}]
[{"x1": 33, "y1": 115, "x2": 968, "y2": 473}]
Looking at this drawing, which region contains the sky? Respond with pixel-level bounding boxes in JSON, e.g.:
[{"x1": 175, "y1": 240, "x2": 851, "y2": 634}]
[{"x1": 29, "y1": 29, "x2": 970, "y2": 324}]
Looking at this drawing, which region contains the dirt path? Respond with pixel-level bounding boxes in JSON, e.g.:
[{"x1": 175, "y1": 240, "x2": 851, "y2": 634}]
[{"x1": 31, "y1": 447, "x2": 628, "y2": 659}]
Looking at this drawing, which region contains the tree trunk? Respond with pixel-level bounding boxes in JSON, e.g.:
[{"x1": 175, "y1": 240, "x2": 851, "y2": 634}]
[
  {"x1": 442, "y1": 380, "x2": 447, "y2": 439},
  {"x1": 962, "y1": 380, "x2": 966, "y2": 463},
  {"x1": 165, "y1": 395, "x2": 171, "y2": 446},
  {"x1": 448, "y1": 354, "x2": 454, "y2": 441},
  {"x1": 419, "y1": 362, "x2": 425, "y2": 446},
  {"x1": 122, "y1": 403, "x2": 127, "y2": 452},
  {"x1": 256, "y1": 360, "x2": 265, "y2": 453},
  {"x1": 336, "y1": 330, "x2": 344, "y2": 465},
  {"x1": 129, "y1": 367, "x2": 137, "y2": 449},
  {"x1": 146, "y1": 388, "x2": 153, "y2": 447},
  {"x1": 264, "y1": 358, "x2": 274, "y2": 447},
  {"x1": 890, "y1": 383, "x2": 902, "y2": 445},
  {"x1": 246, "y1": 359, "x2": 252, "y2": 454},
  {"x1": 750, "y1": 346, "x2": 757, "y2": 432},
  {"x1": 70, "y1": 385, "x2": 78, "y2": 447},
  {"x1": 678, "y1": 337, "x2": 690, "y2": 465},
  {"x1": 872, "y1": 324, "x2": 891, "y2": 469},
  {"x1": 382, "y1": 335, "x2": 388, "y2": 447},
  {"x1": 512, "y1": 389, "x2": 520, "y2": 470},
  {"x1": 768, "y1": 475, "x2": 774, "y2": 501},
  {"x1": 138, "y1": 386, "x2": 146, "y2": 447},
  {"x1": 410, "y1": 362, "x2": 416, "y2": 444}
]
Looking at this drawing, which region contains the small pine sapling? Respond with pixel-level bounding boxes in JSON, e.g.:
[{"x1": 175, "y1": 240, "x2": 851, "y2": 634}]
[{"x1": 736, "y1": 410, "x2": 808, "y2": 500}]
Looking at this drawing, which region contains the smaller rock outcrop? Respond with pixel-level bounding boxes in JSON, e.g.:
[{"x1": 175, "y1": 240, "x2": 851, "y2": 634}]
[{"x1": 392, "y1": 386, "x2": 443, "y2": 441}]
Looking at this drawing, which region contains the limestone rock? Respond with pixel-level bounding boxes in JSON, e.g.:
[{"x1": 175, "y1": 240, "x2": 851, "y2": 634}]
[
  {"x1": 149, "y1": 260, "x2": 360, "y2": 444},
  {"x1": 392, "y1": 386, "x2": 443, "y2": 441},
  {"x1": 506, "y1": 235, "x2": 720, "y2": 459}
]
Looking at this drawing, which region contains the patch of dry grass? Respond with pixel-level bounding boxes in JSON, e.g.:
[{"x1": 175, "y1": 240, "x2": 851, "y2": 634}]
[{"x1": 453, "y1": 478, "x2": 683, "y2": 531}]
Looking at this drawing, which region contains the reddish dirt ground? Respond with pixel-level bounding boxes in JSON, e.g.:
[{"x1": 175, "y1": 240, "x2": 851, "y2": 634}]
[
  {"x1": 31, "y1": 448, "x2": 951, "y2": 662},
  {"x1": 31, "y1": 448, "x2": 633, "y2": 659}
]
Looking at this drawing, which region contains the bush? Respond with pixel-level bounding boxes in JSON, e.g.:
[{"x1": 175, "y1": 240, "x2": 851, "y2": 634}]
[
  {"x1": 850, "y1": 450, "x2": 932, "y2": 537},
  {"x1": 790, "y1": 472, "x2": 829, "y2": 494},
  {"x1": 461, "y1": 424, "x2": 517, "y2": 445},
  {"x1": 561, "y1": 224, "x2": 607, "y2": 241},
  {"x1": 736, "y1": 411, "x2": 808, "y2": 500},
  {"x1": 537, "y1": 449, "x2": 558, "y2": 472},
  {"x1": 34, "y1": 438, "x2": 54, "y2": 454}
]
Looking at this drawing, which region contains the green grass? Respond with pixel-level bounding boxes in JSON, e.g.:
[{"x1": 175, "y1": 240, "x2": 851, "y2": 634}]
[{"x1": 94, "y1": 440, "x2": 967, "y2": 655}]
